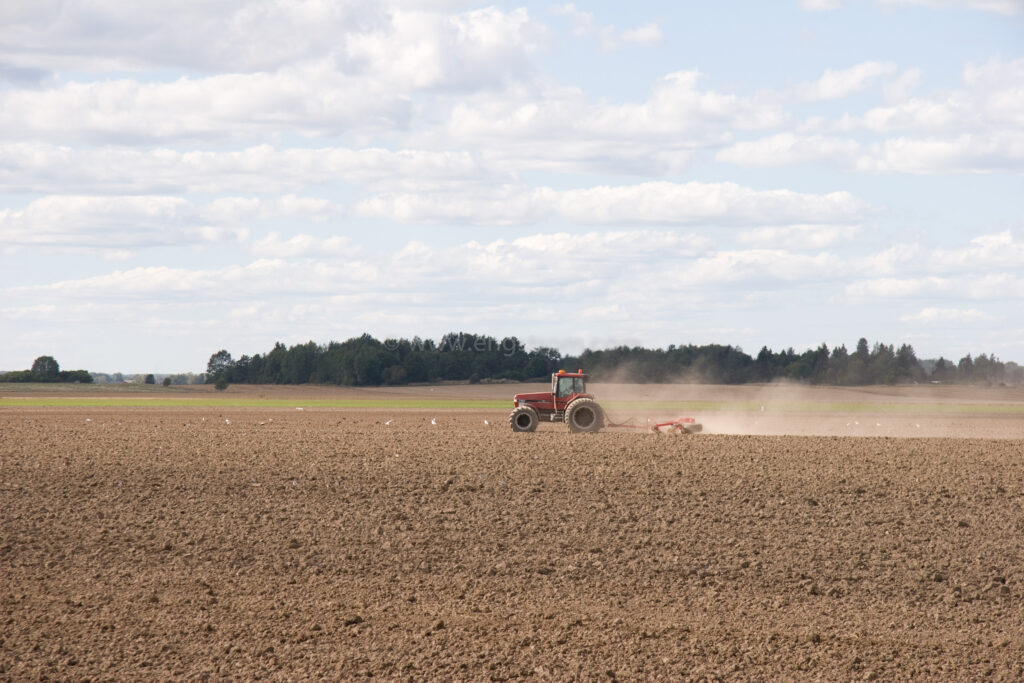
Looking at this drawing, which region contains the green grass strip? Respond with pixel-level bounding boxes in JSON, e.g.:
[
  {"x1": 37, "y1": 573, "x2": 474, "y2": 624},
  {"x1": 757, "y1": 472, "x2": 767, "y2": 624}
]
[{"x1": 0, "y1": 397, "x2": 508, "y2": 409}]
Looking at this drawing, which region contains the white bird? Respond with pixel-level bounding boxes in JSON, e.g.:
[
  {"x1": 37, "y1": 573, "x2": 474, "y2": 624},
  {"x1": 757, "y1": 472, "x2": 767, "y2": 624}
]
[
  {"x1": 431, "y1": 418, "x2": 437, "y2": 425},
  {"x1": 484, "y1": 420, "x2": 489, "y2": 425},
  {"x1": 225, "y1": 419, "x2": 231, "y2": 424},
  {"x1": 384, "y1": 419, "x2": 393, "y2": 426}
]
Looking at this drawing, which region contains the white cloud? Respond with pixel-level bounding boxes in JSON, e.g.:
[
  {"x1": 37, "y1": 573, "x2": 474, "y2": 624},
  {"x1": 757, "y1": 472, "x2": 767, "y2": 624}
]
[
  {"x1": 344, "y1": 6, "x2": 544, "y2": 91},
  {"x1": 671, "y1": 249, "x2": 846, "y2": 286},
  {"x1": 356, "y1": 181, "x2": 867, "y2": 226},
  {"x1": 883, "y1": 67, "x2": 923, "y2": 102},
  {"x1": 879, "y1": 0, "x2": 1023, "y2": 15},
  {"x1": 856, "y1": 132, "x2": 1024, "y2": 173},
  {"x1": 555, "y1": 182, "x2": 865, "y2": 226},
  {"x1": 800, "y1": 0, "x2": 843, "y2": 9},
  {"x1": 0, "y1": 143, "x2": 506, "y2": 195},
  {"x1": 737, "y1": 224, "x2": 860, "y2": 249},
  {"x1": 15, "y1": 229, "x2": 848, "y2": 307},
  {"x1": 552, "y1": 5, "x2": 662, "y2": 51},
  {"x1": 620, "y1": 23, "x2": 663, "y2": 47},
  {"x1": 0, "y1": 0, "x2": 380, "y2": 73},
  {"x1": 846, "y1": 274, "x2": 1024, "y2": 299},
  {"x1": 928, "y1": 230, "x2": 1024, "y2": 271},
  {"x1": 900, "y1": 307, "x2": 989, "y2": 323},
  {"x1": 858, "y1": 231, "x2": 1024, "y2": 279},
  {"x1": 0, "y1": 304, "x2": 58, "y2": 321},
  {"x1": 799, "y1": 0, "x2": 1023, "y2": 13},
  {"x1": 717, "y1": 134, "x2": 861, "y2": 167},
  {"x1": 434, "y1": 70, "x2": 785, "y2": 175},
  {"x1": 0, "y1": 194, "x2": 342, "y2": 249},
  {"x1": 250, "y1": 233, "x2": 354, "y2": 258},
  {"x1": 0, "y1": 2, "x2": 542, "y2": 82},
  {"x1": 796, "y1": 62, "x2": 897, "y2": 101},
  {"x1": 861, "y1": 243, "x2": 922, "y2": 276},
  {"x1": 847, "y1": 57, "x2": 1024, "y2": 135},
  {"x1": 718, "y1": 58, "x2": 1024, "y2": 174},
  {"x1": 0, "y1": 5, "x2": 547, "y2": 145},
  {"x1": 0, "y1": 64, "x2": 412, "y2": 144},
  {"x1": 552, "y1": 4, "x2": 595, "y2": 35},
  {"x1": 842, "y1": 231, "x2": 1024, "y2": 303},
  {"x1": 24, "y1": 258, "x2": 378, "y2": 300}
]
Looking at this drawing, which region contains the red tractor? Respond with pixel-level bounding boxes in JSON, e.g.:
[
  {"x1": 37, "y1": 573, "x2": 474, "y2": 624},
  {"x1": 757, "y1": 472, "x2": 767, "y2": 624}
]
[
  {"x1": 508, "y1": 368, "x2": 704, "y2": 435},
  {"x1": 509, "y1": 369, "x2": 604, "y2": 433}
]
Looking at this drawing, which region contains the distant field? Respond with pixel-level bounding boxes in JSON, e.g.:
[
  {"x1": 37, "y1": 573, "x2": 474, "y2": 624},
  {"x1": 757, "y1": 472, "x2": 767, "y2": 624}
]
[
  {"x1": 3, "y1": 396, "x2": 1024, "y2": 416},
  {"x1": 3, "y1": 381, "x2": 1024, "y2": 416}
]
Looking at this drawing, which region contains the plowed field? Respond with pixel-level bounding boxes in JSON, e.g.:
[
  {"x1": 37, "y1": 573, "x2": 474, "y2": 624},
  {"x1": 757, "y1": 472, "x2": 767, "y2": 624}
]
[{"x1": 3, "y1": 385, "x2": 1024, "y2": 680}]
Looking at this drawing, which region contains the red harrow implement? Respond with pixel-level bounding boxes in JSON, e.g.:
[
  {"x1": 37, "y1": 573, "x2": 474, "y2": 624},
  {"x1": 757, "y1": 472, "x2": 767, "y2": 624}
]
[{"x1": 604, "y1": 415, "x2": 703, "y2": 434}]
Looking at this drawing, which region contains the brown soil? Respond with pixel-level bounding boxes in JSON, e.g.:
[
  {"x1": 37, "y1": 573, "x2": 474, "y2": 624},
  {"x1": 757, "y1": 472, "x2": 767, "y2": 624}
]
[{"x1": 3, "y1": 398, "x2": 1024, "y2": 680}]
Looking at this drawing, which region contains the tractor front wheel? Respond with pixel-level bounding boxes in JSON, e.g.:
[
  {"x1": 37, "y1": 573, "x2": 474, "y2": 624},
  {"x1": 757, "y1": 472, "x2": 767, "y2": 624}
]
[
  {"x1": 509, "y1": 406, "x2": 539, "y2": 432},
  {"x1": 565, "y1": 398, "x2": 603, "y2": 434}
]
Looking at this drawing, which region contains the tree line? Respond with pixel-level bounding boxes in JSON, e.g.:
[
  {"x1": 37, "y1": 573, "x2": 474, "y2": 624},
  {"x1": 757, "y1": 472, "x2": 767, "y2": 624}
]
[
  {"x1": 206, "y1": 333, "x2": 1024, "y2": 387},
  {"x1": 1, "y1": 356, "x2": 92, "y2": 383}
]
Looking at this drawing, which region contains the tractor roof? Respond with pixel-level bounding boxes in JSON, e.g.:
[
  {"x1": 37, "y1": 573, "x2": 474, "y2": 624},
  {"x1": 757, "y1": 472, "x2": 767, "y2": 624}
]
[{"x1": 555, "y1": 369, "x2": 587, "y2": 378}]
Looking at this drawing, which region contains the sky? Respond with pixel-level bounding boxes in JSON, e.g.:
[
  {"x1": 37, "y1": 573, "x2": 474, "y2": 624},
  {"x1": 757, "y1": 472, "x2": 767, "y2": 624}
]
[{"x1": 1, "y1": 0, "x2": 1023, "y2": 374}]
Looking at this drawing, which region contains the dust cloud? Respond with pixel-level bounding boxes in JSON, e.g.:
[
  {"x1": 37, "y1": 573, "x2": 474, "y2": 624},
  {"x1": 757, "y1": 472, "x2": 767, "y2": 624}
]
[{"x1": 591, "y1": 378, "x2": 1024, "y2": 439}]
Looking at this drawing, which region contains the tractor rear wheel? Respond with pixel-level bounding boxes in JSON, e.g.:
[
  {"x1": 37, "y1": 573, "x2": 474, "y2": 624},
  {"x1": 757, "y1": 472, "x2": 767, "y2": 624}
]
[
  {"x1": 509, "y1": 406, "x2": 539, "y2": 432},
  {"x1": 565, "y1": 398, "x2": 603, "y2": 434}
]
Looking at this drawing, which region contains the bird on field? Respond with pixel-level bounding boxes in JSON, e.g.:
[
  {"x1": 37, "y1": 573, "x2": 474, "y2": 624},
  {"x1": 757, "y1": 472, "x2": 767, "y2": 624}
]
[
  {"x1": 385, "y1": 419, "x2": 393, "y2": 426},
  {"x1": 484, "y1": 420, "x2": 489, "y2": 425},
  {"x1": 431, "y1": 418, "x2": 437, "y2": 425},
  {"x1": 225, "y1": 419, "x2": 231, "y2": 424}
]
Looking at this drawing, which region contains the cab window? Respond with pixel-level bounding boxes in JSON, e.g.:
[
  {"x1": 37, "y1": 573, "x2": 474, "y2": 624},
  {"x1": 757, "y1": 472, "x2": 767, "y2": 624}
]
[
  {"x1": 556, "y1": 377, "x2": 575, "y2": 397},
  {"x1": 556, "y1": 376, "x2": 584, "y2": 397}
]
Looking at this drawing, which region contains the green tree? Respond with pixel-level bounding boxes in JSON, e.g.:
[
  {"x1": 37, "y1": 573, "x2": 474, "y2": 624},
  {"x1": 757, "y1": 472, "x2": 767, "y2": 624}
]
[
  {"x1": 144, "y1": 374, "x2": 156, "y2": 384},
  {"x1": 854, "y1": 338, "x2": 870, "y2": 363},
  {"x1": 895, "y1": 344, "x2": 923, "y2": 383},
  {"x1": 957, "y1": 354, "x2": 974, "y2": 382},
  {"x1": 162, "y1": 377, "x2": 171, "y2": 387},
  {"x1": 931, "y1": 357, "x2": 955, "y2": 382},
  {"x1": 58, "y1": 369, "x2": 93, "y2": 383},
  {"x1": 31, "y1": 355, "x2": 60, "y2": 382},
  {"x1": 206, "y1": 350, "x2": 234, "y2": 382},
  {"x1": 214, "y1": 376, "x2": 229, "y2": 391}
]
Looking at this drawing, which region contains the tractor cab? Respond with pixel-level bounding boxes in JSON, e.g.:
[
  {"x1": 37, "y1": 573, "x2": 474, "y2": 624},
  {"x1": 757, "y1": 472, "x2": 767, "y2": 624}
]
[{"x1": 553, "y1": 370, "x2": 587, "y2": 399}]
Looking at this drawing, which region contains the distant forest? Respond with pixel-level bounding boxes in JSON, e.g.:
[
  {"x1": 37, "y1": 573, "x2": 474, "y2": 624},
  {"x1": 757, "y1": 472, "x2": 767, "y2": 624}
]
[{"x1": 206, "y1": 333, "x2": 1024, "y2": 387}]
